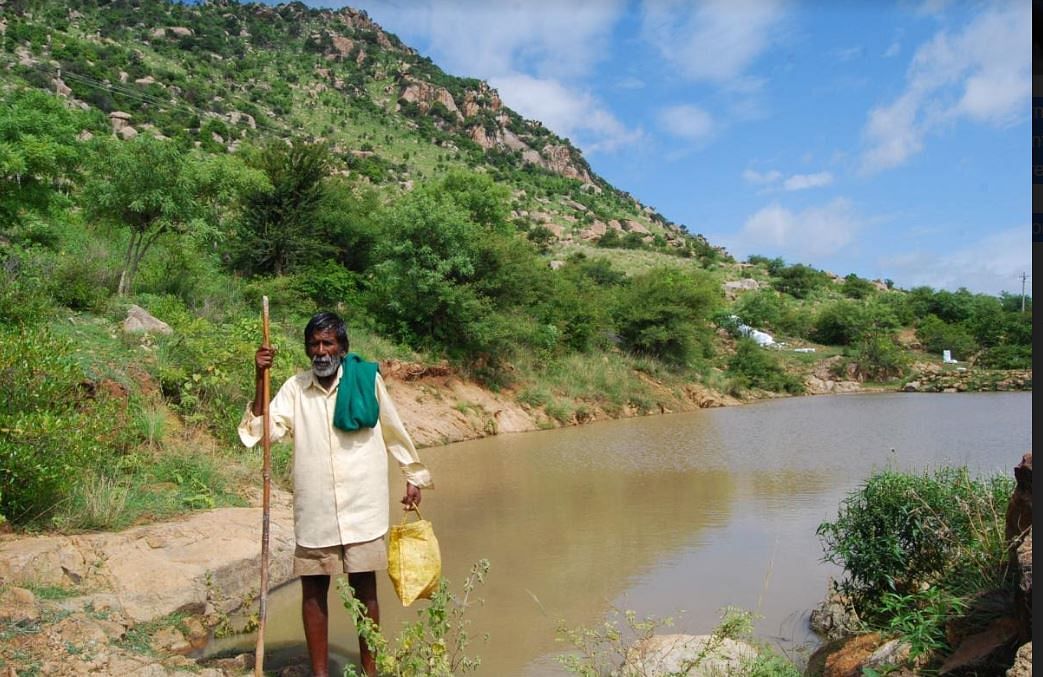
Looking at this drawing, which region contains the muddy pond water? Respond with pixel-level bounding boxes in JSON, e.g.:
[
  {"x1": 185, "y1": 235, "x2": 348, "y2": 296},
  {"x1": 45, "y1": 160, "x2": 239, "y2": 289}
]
[{"x1": 207, "y1": 391, "x2": 1031, "y2": 674}]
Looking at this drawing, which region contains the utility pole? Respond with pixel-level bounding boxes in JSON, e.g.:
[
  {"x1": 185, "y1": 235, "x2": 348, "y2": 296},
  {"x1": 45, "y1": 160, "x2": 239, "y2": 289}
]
[{"x1": 1019, "y1": 272, "x2": 1030, "y2": 312}]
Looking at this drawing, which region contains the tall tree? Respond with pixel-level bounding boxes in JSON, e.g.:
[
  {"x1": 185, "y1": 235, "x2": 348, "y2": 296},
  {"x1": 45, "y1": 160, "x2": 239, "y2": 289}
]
[
  {"x1": 230, "y1": 140, "x2": 331, "y2": 276},
  {"x1": 0, "y1": 89, "x2": 87, "y2": 231},
  {"x1": 83, "y1": 136, "x2": 264, "y2": 295}
]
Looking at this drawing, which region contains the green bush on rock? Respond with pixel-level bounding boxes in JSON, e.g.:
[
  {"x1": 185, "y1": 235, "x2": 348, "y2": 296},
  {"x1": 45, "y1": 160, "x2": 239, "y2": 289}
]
[{"x1": 817, "y1": 467, "x2": 1013, "y2": 617}]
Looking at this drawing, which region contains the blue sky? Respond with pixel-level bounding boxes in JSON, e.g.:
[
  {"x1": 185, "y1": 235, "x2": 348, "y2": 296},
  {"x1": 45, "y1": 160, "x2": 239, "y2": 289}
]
[{"x1": 290, "y1": 0, "x2": 1029, "y2": 295}]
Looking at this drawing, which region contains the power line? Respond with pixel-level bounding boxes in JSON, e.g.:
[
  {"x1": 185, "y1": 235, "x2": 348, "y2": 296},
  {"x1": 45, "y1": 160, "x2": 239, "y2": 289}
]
[
  {"x1": 6, "y1": 54, "x2": 272, "y2": 134},
  {"x1": 1018, "y1": 271, "x2": 1030, "y2": 312}
]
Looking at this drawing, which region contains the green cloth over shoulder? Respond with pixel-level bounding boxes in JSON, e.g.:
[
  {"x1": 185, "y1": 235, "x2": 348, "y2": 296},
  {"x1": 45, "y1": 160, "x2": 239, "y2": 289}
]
[{"x1": 332, "y1": 353, "x2": 380, "y2": 431}]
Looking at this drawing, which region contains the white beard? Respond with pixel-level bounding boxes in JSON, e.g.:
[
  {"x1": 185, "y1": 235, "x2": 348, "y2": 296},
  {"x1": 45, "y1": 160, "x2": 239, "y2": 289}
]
[{"x1": 312, "y1": 355, "x2": 339, "y2": 377}]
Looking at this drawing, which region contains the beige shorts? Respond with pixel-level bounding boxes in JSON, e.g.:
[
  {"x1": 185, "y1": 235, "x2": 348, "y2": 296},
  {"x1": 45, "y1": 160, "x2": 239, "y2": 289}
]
[{"x1": 293, "y1": 536, "x2": 387, "y2": 576}]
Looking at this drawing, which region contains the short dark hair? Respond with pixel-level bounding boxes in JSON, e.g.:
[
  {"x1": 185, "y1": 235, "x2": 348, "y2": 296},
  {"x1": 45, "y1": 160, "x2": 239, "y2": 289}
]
[{"x1": 304, "y1": 311, "x2": 349, "y2": 351}]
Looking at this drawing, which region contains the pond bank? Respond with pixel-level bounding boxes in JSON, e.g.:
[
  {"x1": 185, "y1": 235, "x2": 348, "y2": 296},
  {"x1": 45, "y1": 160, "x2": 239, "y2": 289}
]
[{"x1": 0, "y1": 368, "x2": 1031, "y2": 675}]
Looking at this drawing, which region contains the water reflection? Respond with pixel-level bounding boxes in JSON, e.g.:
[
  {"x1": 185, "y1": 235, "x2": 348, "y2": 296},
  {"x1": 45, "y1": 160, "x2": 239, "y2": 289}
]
[{"x1": 209, "y1": 392, "x2": 1030, "y2": 675}]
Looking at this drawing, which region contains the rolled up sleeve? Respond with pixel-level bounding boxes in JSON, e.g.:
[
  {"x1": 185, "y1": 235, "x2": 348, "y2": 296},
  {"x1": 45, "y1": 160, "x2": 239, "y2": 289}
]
[{"x1": 238, "y1": 378, "x2": 295, "y2": 448}]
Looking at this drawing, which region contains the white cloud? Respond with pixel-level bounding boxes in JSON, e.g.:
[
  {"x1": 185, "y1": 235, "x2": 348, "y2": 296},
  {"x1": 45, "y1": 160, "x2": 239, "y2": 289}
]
[
  {"x1": 639, "y1": 0, "x2": 786, "y2": 83},
  {"x1": 726, "y1": 198, "x2": 861, "y2": 260},
  {"x1": 883, "y1": 41, "x2": 901, "y2": 58},
  {"x1": 614, "y1": 75, "x2": 647, "y2": 90},
  {"x1": 834, "y1": 46, "x2": 864, "y2": 61},
  {"x1": 860, "y1": 3, "x2": 1030, "y2": 174},
  {"x1": 783, "y1": 171, "x2": 834, "y2": 191},
  {"x1": 742, "y1": 169, "x2": 833, "y2": 191},
  {"x1": 657, "y1": 105, "x2": 714, "y2": 142},
  {"x1": 878, "y1": 227, "x2": 1029, "y2": 295},
  {"x1": 916, "y1": 0, "x2": 954, "y2": 16},
  {"x1": 491, "y1": 74, "x2": 643, "y2": 153},
  {"x1": 743, "y1": 169, "x2": 782, "y2": 185},
  {"x1": 359, "y1": 0, "x2": 624, "y2": 81}
]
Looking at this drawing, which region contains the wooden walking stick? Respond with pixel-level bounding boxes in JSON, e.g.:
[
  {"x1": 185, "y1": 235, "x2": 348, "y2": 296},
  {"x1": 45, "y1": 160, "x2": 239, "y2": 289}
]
[{"x1": 255, "y1": 296, "x2": 272, "y2": 676}]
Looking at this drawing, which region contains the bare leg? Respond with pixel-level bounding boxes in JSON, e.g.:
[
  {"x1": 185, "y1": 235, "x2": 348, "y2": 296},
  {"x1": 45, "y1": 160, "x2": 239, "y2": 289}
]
[
  {"x1": 348, "y1": 570, "x2": 380, "y2": 677},
  {"x1": 301, "y1": 574, "x2": 331, "y2": 677}
]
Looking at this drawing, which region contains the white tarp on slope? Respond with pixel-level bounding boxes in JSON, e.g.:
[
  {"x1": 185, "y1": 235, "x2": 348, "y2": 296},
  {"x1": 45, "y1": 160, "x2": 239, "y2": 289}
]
[{"x1": 729, "y1": 315, "x2": 776, "y2": 346}]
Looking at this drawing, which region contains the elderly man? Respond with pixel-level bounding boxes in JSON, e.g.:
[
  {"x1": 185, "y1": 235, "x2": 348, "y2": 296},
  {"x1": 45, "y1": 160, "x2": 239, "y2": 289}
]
[{"x1": 239, "y1": 311, "x2": 432, "y2": 677}]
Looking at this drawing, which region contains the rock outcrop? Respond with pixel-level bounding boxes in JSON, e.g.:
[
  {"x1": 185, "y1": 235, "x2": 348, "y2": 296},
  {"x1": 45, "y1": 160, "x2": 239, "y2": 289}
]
[
  {"x1": 122, "y1": 304, "x2": 173, "y2": 335},
  {"x1": 0, "y1": 496, "x2": 296, "y2": 674},
  {"x1": 0, "y1": 499, "x2": 295, "y2": 623},
  {"x1": 902, "y1": 366, "x2": 1032, "y2": 392},
  {"x1": 809, "y1": 582, "x2": 860, "y2": 640},
  {"x1": 624, "y1": 634, "x2": 758, "y2": 676},
  {"x1": 722, "y1": 278, "x2": 760, "y2": 298},
  {"x1": 397, "y1": 76, "x2": 462, "y2": 121}
]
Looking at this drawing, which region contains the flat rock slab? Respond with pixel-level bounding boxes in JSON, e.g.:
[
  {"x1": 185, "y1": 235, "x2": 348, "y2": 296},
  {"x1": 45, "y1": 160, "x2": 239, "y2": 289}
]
[{"x1": 0, "y1": 497, "x2": 294, "y2": 623}]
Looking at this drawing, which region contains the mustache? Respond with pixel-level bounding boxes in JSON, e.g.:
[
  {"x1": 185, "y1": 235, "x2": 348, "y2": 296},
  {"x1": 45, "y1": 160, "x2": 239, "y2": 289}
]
[{"x1": 311, "y1": 354, "x2": 341, "y2": 376}]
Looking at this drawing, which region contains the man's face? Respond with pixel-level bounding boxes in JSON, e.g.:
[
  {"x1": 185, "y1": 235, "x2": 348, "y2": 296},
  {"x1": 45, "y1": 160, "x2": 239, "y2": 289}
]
[{"x1": 306, "y1": 328, "x2": 346, "y2": 378}]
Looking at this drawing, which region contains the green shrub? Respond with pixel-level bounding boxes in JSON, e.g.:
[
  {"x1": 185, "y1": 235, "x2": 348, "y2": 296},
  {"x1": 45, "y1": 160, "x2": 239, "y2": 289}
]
[
  {"x1": 612, "y1": 267, "x2": 720, "y2": 368},
  {"x1": 0, "y1": 325, "x2": 79, "y2": 417},
  {"x1": 732, "y1": 289, "x2": 809, "y2": 336},
  {"x1": 975, "y1": 344, "x2": 1031, "y2": 369},
  {"x1": 0, "y1": 325, "x2": 136, "y2": 524},
  {"x1": 340, "y1": 559, "x2": 490, "y2": 676},
  {"x1": 0, "y1": 407, "x2": 119, "y2": 524},
  {"x1": 811, "y1": 300, "x2": 865, "y2": 346},
  {"x1": 290, "y1": 260, "x2": 360, "y2": 309},
  {"x1": 915, "y1": 315, "x2": 978, "y2": 361},
  {"x1": 841, "y1": 273, "x2": 876, "y2": 299},
  {"x1": 817, "y1": 467, "x2": 1013, "y2": 616},
  {"x1": 727, "y1": 339, "x2": 804, "y2": 394},
  {"x1": 773, "y1": 263, "x2": 829, "y2": 299},
  {"x1": 877, "y1": 588, "x2": 965, "y2": 660},
  {"x1": 135, "y1": 240, "x2": 231, "y2": 312},
  {"x1": 0, "y1": 248, "x2": 54, "y2": 325},
  {"x1": 151, "y1": 309, "x2": 301, "y2": 443},
  {"x1": 48, "y1": 248, "x2": 116, "y2": 312},
  {"x1": 853, "y1": 333, "x2": 908, "y2": 381}
]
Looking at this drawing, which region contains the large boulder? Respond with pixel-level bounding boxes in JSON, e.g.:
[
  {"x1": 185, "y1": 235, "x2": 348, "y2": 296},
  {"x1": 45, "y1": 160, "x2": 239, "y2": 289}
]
[
  {"x1": 809, "y1": 583, "x2": 859, "y2": 640},
  {"x1": 122, "y1": 304, "x2": 173, "y2": 335},
  {"x1": 722, "y1": 278, "x2": 760, "y2": 298},
  {"x1": 624, "y1": 634, "x2": 758, "y2": 676},
  {"x1": 808, "y1": 632, "x2": 922, "y2": 676}
]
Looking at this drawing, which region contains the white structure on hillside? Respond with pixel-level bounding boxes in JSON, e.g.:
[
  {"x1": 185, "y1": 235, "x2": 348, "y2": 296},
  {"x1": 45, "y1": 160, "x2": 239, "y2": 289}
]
[{"x1": 729, "y1": 315, "x2": 776, "y2": 347}]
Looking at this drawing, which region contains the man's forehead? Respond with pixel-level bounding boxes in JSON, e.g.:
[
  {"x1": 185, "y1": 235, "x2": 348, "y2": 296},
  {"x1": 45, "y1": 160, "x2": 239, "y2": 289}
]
[{"x1": 308, "y1": 328, "x2": 340, "y2": 342}]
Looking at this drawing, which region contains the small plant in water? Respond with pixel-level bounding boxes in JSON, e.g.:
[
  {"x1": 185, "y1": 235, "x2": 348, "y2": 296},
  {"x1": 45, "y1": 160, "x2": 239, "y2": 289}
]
[{"x1": 339, "y1": 559, "x2": 490, "y2": 676}]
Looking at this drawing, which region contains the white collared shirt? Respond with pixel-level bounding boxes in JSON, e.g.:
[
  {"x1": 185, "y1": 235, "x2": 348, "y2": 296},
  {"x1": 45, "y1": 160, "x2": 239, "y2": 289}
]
[{"x1": 239, "y1": 367, "x2": 432, "y2": 548}]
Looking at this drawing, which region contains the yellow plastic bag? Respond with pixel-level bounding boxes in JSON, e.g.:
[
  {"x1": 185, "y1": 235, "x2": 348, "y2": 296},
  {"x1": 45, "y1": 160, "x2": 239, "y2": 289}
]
[{"x1": 387, "y1": 507, "x2": 441, "y2": 606}]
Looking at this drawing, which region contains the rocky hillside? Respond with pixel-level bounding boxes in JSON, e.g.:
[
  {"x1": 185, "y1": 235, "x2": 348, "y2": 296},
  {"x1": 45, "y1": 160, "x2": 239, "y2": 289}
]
[{"x1": 2, "y1": 0, "x2": 717, "y2": 258}]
